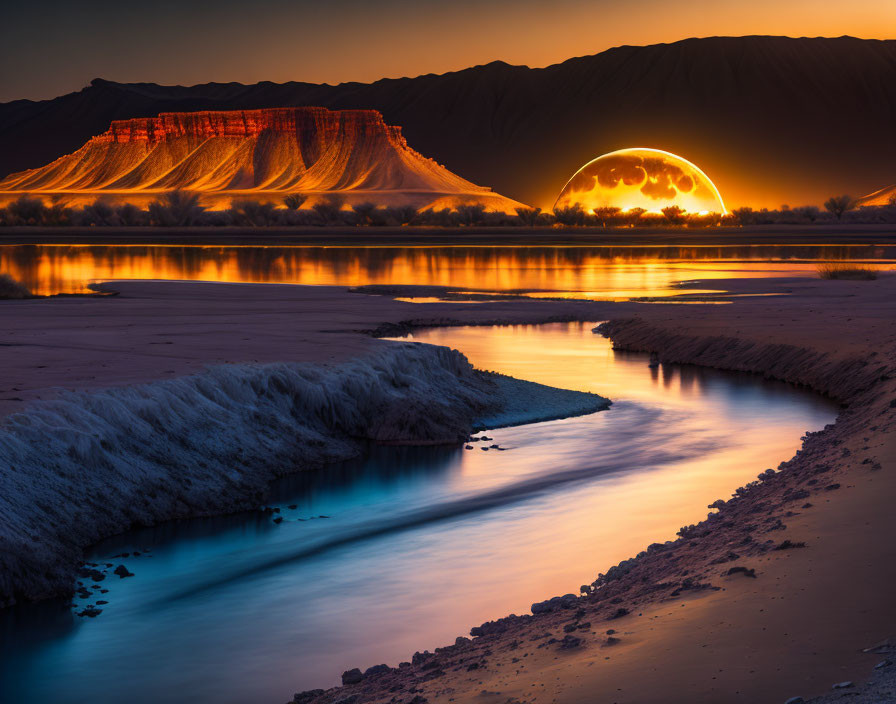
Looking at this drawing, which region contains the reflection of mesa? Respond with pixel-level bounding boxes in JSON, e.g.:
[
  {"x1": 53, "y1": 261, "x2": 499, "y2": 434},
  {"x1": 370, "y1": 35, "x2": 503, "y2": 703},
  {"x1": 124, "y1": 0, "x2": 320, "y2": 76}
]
[
  {"x1": 554, "y1": 147, "x2": 727, "y2": 214},
  {"x1": 0, "y1": 107, "x2": 524, "y2": 213}
]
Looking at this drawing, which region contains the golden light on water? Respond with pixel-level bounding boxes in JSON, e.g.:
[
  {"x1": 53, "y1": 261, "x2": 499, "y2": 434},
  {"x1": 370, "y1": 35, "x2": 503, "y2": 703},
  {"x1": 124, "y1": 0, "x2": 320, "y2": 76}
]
[{"x1": 554, "y1": 147, "x2": 727, "y2": 215}]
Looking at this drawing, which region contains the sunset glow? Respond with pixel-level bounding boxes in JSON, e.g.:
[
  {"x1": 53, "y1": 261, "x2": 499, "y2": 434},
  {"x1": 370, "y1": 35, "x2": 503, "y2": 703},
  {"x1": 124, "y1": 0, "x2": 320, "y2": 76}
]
[{"x1": 553, "y1": 148, "x2": 727, "y2": 214}]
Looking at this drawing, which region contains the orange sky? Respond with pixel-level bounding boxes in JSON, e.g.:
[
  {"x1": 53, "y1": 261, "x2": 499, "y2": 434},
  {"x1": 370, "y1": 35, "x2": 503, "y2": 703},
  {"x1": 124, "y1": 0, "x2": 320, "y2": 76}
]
[{"x1": 2, "y1": 0, "x2": 894, "y2": 102}]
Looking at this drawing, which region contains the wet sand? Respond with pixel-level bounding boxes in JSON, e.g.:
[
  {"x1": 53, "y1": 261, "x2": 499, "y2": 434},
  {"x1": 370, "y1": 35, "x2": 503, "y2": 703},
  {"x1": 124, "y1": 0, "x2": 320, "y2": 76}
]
[{"x1": 2, "y1": 275, "x2": 896, "y2": 702}]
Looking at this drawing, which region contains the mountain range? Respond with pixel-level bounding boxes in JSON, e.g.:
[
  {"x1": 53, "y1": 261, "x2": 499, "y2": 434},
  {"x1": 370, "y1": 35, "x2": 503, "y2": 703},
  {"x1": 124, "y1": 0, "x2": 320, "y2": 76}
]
[{"x1": 1, "y1": 36, "x2": 895, "y2": 209}]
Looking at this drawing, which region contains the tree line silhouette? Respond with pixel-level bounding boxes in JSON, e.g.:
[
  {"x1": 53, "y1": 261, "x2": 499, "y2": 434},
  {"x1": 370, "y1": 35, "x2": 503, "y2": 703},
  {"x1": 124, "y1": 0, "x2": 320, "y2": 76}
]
[{"x1": 1, "y1": 192, "x2": 894, "y2": 227}]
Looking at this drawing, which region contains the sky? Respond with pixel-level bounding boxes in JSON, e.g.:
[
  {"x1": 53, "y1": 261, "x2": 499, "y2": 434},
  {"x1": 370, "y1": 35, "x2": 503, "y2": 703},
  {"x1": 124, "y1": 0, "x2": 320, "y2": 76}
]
[{"x1": 2, "y1": 0, "x2": 894, "y2": 103}]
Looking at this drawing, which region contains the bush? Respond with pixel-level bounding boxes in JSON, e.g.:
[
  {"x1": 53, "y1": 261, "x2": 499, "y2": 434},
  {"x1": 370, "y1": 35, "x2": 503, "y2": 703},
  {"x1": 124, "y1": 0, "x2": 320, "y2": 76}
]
[
  {"x1": 514, "y1": 206, "x2": 543, "y2": 226},
  {"x1": 552, "y1": 203, "x2": 586, "y2": 227},
  {"x1": 283, "y1": 193, "x2": 307, "y2": 211},
  {"x1": 229, "y1": 199, "x2": 280, "y2": 227},
  {"x1": 148, "y1": 191, "x2": 206, "y2": 226},
  {"x1": 0, "y1": 273, "x2": 32, "y2": 299},
  {"x1": 312, "y1": 196, "x2": 346, "y2": 225},
  {"x1": 78, "y1": 200, "x2": 119, "y2": 226},
  {"x1": 815, "y1": 262, "x2": 879, "y2": 280},
  {"x1": 6, "y1": 196, "x2": 48, "y2": 225}
]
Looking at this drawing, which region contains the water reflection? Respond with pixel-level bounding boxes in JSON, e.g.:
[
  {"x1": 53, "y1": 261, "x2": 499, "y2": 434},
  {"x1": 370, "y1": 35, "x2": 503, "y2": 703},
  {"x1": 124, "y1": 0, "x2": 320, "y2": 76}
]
[
  {"x1": 1, "y1": 243, "x2": 893, "y2": 297},
  {"x1": 0, "y1": 323, "x2": 836, "y2": 704}
]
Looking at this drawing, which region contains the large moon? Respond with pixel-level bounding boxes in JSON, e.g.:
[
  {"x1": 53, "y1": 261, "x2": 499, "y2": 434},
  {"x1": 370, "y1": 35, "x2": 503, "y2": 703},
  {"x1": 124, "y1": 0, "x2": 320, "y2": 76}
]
[{"x1": 553, "y1": 147, "x2": 727, "y2": 214}]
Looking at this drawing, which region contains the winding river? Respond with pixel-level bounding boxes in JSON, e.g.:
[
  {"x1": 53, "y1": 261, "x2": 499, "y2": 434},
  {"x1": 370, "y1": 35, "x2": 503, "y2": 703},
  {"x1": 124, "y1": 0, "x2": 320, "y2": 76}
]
[{"x1": 0, "y1": 321, "x2": 835, "y2": 704}]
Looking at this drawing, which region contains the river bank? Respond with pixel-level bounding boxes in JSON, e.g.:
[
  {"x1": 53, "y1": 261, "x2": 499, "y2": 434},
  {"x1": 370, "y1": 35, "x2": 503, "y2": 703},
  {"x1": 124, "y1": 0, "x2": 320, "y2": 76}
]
[{"x1": 0, "y1": 280, "x2": 618, "y2": 606}]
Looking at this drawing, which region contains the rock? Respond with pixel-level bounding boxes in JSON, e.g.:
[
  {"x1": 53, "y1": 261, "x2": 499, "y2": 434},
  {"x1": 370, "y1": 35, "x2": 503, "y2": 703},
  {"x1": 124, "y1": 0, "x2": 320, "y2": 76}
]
[
  {"x1": 364, "y1": 664, "x2": 390, "y2": 677},
  {"x1": 288, "y1": 504, "x2": 297, "y2": 510},
  {"x1": 875, "y1": 659, "x2": 893, "y2": 669},
  {"x1": 77, "y1": 607, "x2": 102, "y2": 617},
  {"x1": 831, "y1": 681, "x2": 853, "y2": 689},
  {"x1": 465, "y1": 445, "x2": 473, "y2": 450},
  {"x1": 604, "y1": 636, "x2": 620, "y2": 646},
  {"x1": 824, "y1": 483, "x2": 841, "y2": 491},
  {"x1": 559, "y1": 635, "x2": 582, "y2": 649},
  {"x1": 96, "y1": 600, "x2": 108, "y2": 605},
  {"x1": 531, "y1": 593, "x2": 578, "y2": 614},
  {"x1": 784, "y1": 697, "x2": 805, "y2": 704},
  {"x1": 563, "y1": 624, "x2": 578, "y2": 633},
  {"x1": 606, "y1": 629, "x2": 616, "y2": 635},
  {"x1": 454, "y1": 636, "x2": 471, "y2": 647},
  {"x1": 113, "y1": 565, "x2": 134, "y2": 578},
  {"x1": 774, "y1": 540, "x2": 807, "y2": 550},
  {"x1": 293, "y1": 690, "x2": 325, "y2": 703},
  {"x1": 273, "y1": 517, "x2": 284, "y2": 524},
  {"x1": 725, "y1": 566, "x2": 756, "y2": 578},
  {"x1": 341, "y1": 668, "x2": 364, "y2": 685},
  {"x1": 610, "y1": 607, "x2": 630, "y2": 619}
]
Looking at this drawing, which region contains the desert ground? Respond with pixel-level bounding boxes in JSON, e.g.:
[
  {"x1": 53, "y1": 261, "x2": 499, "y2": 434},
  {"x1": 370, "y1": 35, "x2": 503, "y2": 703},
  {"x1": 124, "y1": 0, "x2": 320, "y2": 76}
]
[{"x1": 2, "y1": 271, "x2": 895, "y2": 703}]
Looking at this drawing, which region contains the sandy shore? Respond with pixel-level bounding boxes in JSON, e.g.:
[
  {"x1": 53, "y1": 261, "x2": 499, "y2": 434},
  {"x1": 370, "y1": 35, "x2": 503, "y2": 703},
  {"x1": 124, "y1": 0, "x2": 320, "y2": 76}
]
[
  {"x1": 2, "y1": 275, "x2": 895, "y2": 701},
  {"x1": 2, "y1": 223, "x2": 896, "y2": 246}
]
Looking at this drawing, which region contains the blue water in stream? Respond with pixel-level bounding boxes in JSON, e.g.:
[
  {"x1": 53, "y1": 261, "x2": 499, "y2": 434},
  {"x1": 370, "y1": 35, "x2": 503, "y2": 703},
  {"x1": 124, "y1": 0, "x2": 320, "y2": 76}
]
[{"x1": 0, "y1": 323, "x2": 836, "y2": 704}]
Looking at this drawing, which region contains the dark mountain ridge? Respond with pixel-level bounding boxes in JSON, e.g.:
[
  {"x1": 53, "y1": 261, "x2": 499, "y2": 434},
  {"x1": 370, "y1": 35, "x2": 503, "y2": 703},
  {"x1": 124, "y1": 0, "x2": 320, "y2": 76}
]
[{"x1": 3, "y1": 36, "x2": 895, "y2": 208}]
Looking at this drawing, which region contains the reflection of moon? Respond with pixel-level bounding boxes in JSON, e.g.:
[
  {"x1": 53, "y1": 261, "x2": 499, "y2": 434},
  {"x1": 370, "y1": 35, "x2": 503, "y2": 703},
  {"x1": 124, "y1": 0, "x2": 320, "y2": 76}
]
[{"x1": 554, "y1": 147, "x2": 727, "y2": 214}]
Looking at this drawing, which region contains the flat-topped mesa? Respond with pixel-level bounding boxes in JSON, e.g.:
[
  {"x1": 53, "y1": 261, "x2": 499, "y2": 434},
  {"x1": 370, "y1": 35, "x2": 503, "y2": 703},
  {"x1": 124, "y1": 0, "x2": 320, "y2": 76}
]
[
  {"x1": 96, "y1": 108, "x2": 402, "y2": 146},
  {"x1": 0, "y1": 107, "x2": 525, "y2": 212}
]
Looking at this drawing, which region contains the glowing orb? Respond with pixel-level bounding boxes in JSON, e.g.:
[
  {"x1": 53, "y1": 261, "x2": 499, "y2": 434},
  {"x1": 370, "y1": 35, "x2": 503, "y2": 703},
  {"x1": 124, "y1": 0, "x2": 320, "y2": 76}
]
[{"x1": 553, "y1": 147, "x2": 726, "y2": 214}]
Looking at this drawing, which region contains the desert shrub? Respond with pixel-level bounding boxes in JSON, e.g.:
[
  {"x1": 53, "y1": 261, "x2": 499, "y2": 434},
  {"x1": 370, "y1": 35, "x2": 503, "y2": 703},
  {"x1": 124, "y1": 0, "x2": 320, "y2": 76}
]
[
  {"x1": 661, "y1": 205, "x2": 685, "y2": 225},
  {"x1": 148, "y1": 191, "x2": 205, "y2": 226},
  {"x1": 794, "y1": 205, "x2": 821, "y2": 223},
  {"x1": 416, "y1": 208, "x2": 457, "y2": 227},
  {"x1": 514, "y1": 206, "x2": 543, "y2": 226},
  {"x1": 380, "y1": 205, "x2": 418, "y2": 226},
  {"x1": 815, "y1": 262, "x2": 879, "y2": 280},
  {"x1": 454, "y1": 204, "x2": 486, "y2": 226},
  {"x1": 312, "y1": 196, "x2": 347, "y2": 225},
  {"x1": 77, "y1": 199, "x2": 119, "y2": 226},
  {"x1": 591, "y1": 206, "x2": 623, "y2": 227},
  {"x1": 552, "y1": 203, "x2": 586, "y2": 227},
  {"x1": 6, "y1": 196, "x2": 48, "y2": 225},
  {"x1": 684, "y1": 211, "x2": 723, "y2": 227},
  {"x1": 824, "y1": 195, "x2": 854, "y2": 220},
  {"x1": 0, "y1": 273, "x2": 32, "y2": 299},
  {"x1": 283, "y1": 193, "x2": 307, "y2": 211},
  {"x1": 352, "y1": 202, "x2": 378, "y2": 226},
  {"x1": 116, "y1": 203, "x2": 148, "y2": 226},
  {"x1": 229, "y1": 199, "x2": 280, "y2": 227}
]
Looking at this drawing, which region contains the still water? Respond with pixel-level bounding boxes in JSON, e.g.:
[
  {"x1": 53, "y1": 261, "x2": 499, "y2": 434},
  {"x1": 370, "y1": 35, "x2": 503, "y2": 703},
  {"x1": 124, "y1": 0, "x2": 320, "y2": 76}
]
[
  {"x1": 1, "y1": 243, "x2": 894, "y2": 297},
  {"x1": 0, "y1": 322, "x2": 836, "y2": 704}
]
